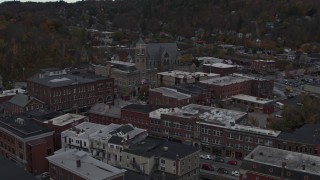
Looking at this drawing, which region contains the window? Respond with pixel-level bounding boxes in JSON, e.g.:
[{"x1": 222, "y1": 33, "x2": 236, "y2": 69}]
[
  {"x1": 160, "y1": 166, "x2": 165, "y2": 171},
  {"x1": 173, "y1": 162, "x2": 175, "y2": 166},
  {"x1": 161, "y1": 159, "x2": 165, "y2": 164}
]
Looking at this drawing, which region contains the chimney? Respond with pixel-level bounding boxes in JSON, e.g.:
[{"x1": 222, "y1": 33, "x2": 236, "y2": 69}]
[
  {"x1": 281, "y1": 162, "x2": 286, "y2": 180},
  {"x1": 76, "y1": 159, "x2": 81, "y2": 168},
  {"x1": 16, "y1": 90, "x2": 18, "y2": 94},
  {"x1": 302, "y1": 164, "x2": 305, "y2": 170},
  {"x1": 250, "y1": 154, "x2": 254, "y2": 159},
  {"x1": 28, "y1": 95, "x2": 31, "y2": 101}
]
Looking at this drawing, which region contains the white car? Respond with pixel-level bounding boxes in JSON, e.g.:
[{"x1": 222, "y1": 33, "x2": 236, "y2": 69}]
[
  {"x1": 232, "y1": 170, "x2": 240, "y2": 177},
  {"x1": 200, "y1": 154, "x2": 212, "y2": 160}
]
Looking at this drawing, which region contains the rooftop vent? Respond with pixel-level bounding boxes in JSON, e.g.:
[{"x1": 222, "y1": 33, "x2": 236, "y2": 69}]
[
  {"x1": 312, "y1": 162, "x2": 316, "y2": 166},
  {"x1": 259, "y1": 152, "x2": 264, "y2": 156},
  {"x1": 302, "y1": 164, "x2": 306, "y2": 170},
  {"x1": 163, "y1": 146, "x2": 168, "y2": 151},
  {"x1": 250, "y1": 154, "x2": 254, "y2": 159}
]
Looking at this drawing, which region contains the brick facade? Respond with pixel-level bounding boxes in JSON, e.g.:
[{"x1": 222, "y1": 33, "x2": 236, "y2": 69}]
[{"x1": 27, "y1": 74, "x2": 114, "y2": 111}]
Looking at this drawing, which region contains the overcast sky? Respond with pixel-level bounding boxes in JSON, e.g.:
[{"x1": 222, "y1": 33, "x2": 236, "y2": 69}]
[{"x1": 0, "y1": 0, "x2": 80, "y2": 3}]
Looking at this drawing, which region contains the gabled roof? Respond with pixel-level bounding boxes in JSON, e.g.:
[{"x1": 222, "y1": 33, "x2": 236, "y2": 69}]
[
  {"x1": 8, "y1": 94, "x2": 43, "y2": 107},
  {"x1": 146, "y1": 43, "x2": 178, "y2": 62}
]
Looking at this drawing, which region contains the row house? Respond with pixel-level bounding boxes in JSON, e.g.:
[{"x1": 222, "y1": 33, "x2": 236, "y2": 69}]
[
  {"x1": 274, "y1": 123, "x2": 320, "y2": 157},
  {"x1": 61, "y1": 122, "x2": 147, "y2": 166},
  {"x1": 121, "y1": 137, "x2": 200, "y2": 180},
  {"x1": 27, "y1": 73, "x2": 114, "y2": 111},
  {"x1": 0, "y1": 116, "x2": 54, "y2": 175},
  {"x1": 47, "y1": 149, "x2": 126, "y2": 180},
  {"x1": 149, "y1": 83, "x2": 211, "y2": 107},
  {"x1": 4, "y1": 93, "x2": 45, "y2": 115},
  {"x1": 202, "y1": 63, "x2": 237, "y2": 76},
  {"x1": 149, "y1": 104, "x2": 280, "y2": 159},
  {"x1": 240, "y1": 146, "x2": 320, "y2": 180}
]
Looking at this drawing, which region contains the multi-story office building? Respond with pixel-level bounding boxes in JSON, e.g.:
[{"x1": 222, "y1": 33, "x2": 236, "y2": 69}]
[
  {"x1": 149, "y1": 104, "x2": 280, "y2": 159},
  {"x1": 27, "y1": 73, "x2": 114, "y2": 111},
  {"x1": 0, "y1": 116, "x2": 54, "y2": 174}
]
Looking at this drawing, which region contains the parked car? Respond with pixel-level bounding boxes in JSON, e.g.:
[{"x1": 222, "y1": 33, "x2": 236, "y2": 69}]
[
  {"x1": 200, "y1": 154, "x2": 212, "y2": 160},
  {"x1": 232, "y1": 170, "x2": 240, "y2": 176},
  {"x1": 217, "y1": 167, "x2": 228, "y2": 174},
  {"x1": 213, "y1": 156, "x2": 224, "y2": 163},
  {"x1": 41, "y1": 172, "x2": 50, "y2": 180},
  {"x1": 227, "y1": 160, "x2": 238, "y2": 165},
  {"x1": 201, "y1": 163, "x2": 214, "y2": 171}
]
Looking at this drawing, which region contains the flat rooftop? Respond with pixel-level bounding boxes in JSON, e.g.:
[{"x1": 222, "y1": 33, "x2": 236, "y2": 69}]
[
  {"x1": 89, "y1": 103, "x2": 121, "y2": 118},
  {"x1": 62, "y1": 122, "x2": 105, "y2": 139},
  {"x1": 203, "y1": 62, "x2": 236, "y2": 68},
  {"x1": 28, "y1": 74, "x2": 110, "y2": 88},
  {"x1": 0, "y1": 116, "x2": 53, "y2": 139},
  {"x1": 0, "y1": 88, "x2": 26, "y2": 97},
  {"x1": 158, "y1": 70, "x2": 219, "y2": 79},
  {"x1": 278, "y1": 123, "x2": 320, "y2": 145},
  {"x1": 231, "y1": 94, "x2": 274, "y2": 104},
  {"x1": 125, "y1": 137, "x2": 199, "y2": 159},
  {"x1": 122, "y1": 104, "x2": 166, "y2": 113},
  {"x1": 47, "y1": 149, "x2": 126, "y2": 180},
  {"x1": 150, "y1": 87, "x2": 191, "y2": 100},
  {"x1": 44, "y1": 113, "x2": 86, "y2": 126},
  {"x1": 200, "y1": 75, "x2": 250, "y2": 86},
  {"x1": 245, "y1": 146, "x2": 320, "y2": 175},
  {"x1": 150, "y1": 104, "x2": 247, "y2": 127},
  {"x1": 254, "y1": 59, "x2": 275, "y2": 63}
]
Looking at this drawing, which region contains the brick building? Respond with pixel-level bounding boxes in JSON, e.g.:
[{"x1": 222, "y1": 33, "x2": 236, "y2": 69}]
[
  {"x1": 200, "y1": 74, "x2": 274, "y2": 99},
  {"x1": 88, "y1": 102, "x2": 122, "y2": 125},
  {"x1": 149, "y1": 84, "x2": 211, "y2": 107},
  {"x1": 0, "y1": 88, "x2": 26, "y2": 104},
  {"x1": 122, "y1": 137, "x2": 200, "y2": 180},
  {"x1": 47, "y1": 149, "x2": 126, "y2": 180},
  {"x1": 201, "y1": 75, "x2": 252, "y2": 99},
  {"x1": 157, "y1": 70, "x2": 219, "y2": 86},
  {"x1": 231, "y1": 94, "x2": 274, "y2": 114},
  {"x1": 240, "y1": 146, "x2": 320, "y2": 180},
  {"x1": 202, "y1": 63, "x2": 237, "y2": 76},
  {"x1": 149, "y1": 104, "x2": 280, "y2": 159},
  {"x1": 27, "y1": 74, "x2": 114, "y2": 111},
  {"x1": 250, "y1": 59, "x2": 276, "y2": 74},
  {"x1": 274, "y1": 123, "x2": 320, "y2": 157},
  {"x1": 4, "y1": 93, "x2": 45, "y2": 114},
  {"x1": 121, "y1": 104, "x2": 164, "y2": 130},
  {"x1": 0, "y1": 116, "x2": 54, "y2": 174}
]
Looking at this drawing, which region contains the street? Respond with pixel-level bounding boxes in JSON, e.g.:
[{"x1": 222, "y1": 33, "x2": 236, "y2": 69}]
[{"x1": 199, "y1": 157, "x2": 240, "y2": 180}]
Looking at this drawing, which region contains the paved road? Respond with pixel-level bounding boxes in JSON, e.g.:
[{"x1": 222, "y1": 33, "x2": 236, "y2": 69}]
[{"x1": 199, "y1": 158, "x2": 240, "y2": 180}]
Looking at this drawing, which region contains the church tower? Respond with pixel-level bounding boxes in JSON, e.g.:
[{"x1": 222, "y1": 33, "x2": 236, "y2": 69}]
[{"x1": 135, "y1": 38, "x2": 147, "y2": 73}]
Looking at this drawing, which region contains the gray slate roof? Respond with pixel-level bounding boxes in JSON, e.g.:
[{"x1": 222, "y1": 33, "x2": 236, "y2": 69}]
[
  {"x1": 9, "y1": 93, "x2": 43, "y2": 107},
  {"x1": 146, "y1": 43, "x2": 179, "y2": 62}
]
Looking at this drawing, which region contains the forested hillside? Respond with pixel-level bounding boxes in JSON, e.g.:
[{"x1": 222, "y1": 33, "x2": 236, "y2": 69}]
[{"x1": 0, "y1": 0, "x2": 319, "y2": 86}]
